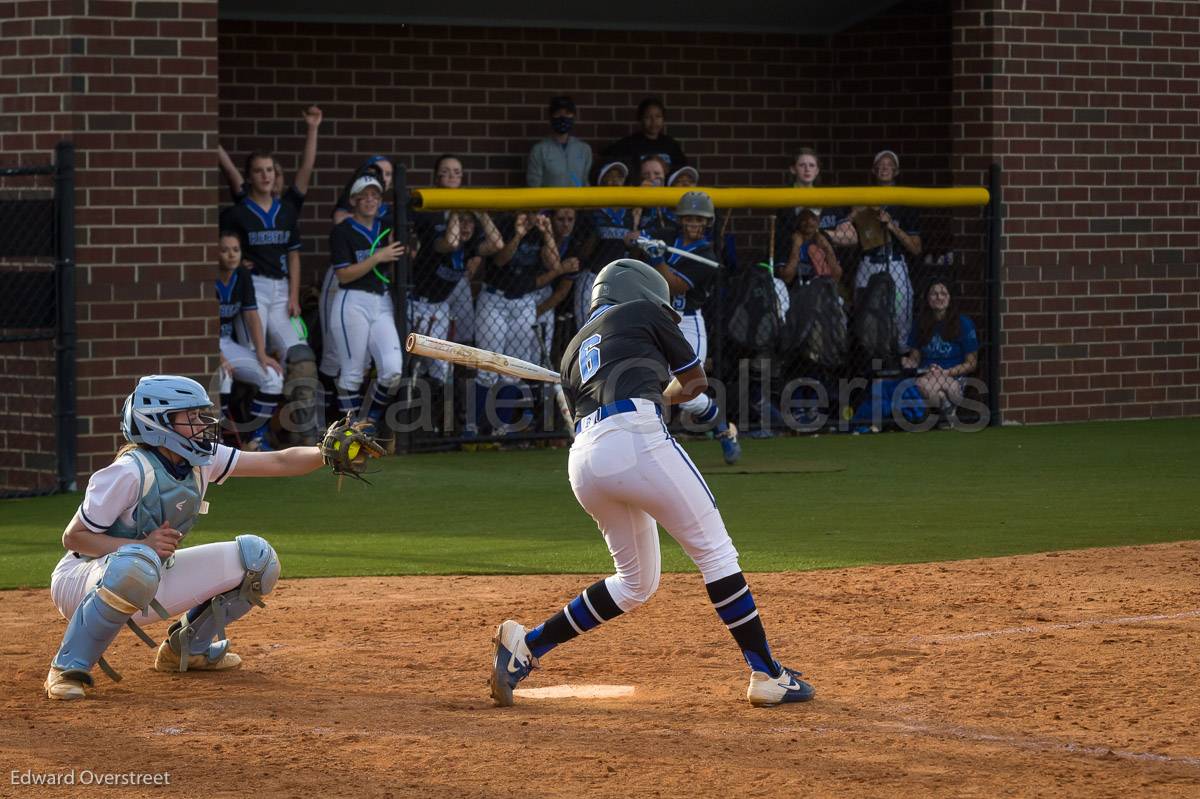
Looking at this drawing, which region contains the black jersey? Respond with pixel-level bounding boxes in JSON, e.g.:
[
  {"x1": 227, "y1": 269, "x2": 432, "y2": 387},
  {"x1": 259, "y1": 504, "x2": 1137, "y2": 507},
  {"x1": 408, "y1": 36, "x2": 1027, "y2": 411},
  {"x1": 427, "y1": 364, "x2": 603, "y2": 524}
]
[
  {"x1": 585, "y1": 207, "x2": 634, "y2": 274},
  {"x1": 215, "y1": 266, "x2": 257, "y2": 340},
  {"x1": 663, "y1": 236, "x2": 718, "y2": 315},
  {"x1": 485, "y1": 219, "x2": 546, "y2": 299},
  {"x1": 223, "y1": 193, "x2": 303, "y2": 279},
  {"x1": 329, "y1": 217, "x2": 390, "y2": 295},
  {"x1": 410, "y1": 210, "x2": 460, "y2": 303},
  {"x1": 560, "y1": 300, "x2": 699, "y2": 422},
  {"x1": 231, "y1": 184, "x2": 307, "y2": 211}
]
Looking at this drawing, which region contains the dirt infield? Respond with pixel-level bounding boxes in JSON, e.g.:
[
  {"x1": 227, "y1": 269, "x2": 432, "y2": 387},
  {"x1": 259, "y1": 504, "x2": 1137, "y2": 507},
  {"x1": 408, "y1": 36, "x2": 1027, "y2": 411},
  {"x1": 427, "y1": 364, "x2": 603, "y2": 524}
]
[{"x1": 2, "y1": 542, "x2": 1198, "y2": 799}]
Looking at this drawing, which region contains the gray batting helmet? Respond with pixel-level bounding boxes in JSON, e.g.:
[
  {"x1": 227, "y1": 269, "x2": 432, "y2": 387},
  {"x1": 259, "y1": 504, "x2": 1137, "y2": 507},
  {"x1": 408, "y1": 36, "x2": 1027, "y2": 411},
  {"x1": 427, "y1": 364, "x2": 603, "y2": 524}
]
[
  {"x1": 590, "y1": 258, "x2": 680, "y2": 322},
  {"x1": 675, "y1": 190, "x2": 714, "y2": 219}
]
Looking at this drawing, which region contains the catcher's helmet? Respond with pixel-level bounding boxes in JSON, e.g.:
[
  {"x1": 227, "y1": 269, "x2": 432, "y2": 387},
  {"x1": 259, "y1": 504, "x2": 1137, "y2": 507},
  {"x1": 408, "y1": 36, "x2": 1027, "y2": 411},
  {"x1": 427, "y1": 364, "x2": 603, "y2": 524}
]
[
  {"x1": 590, "y1": 258, "x2": 680, "y2": 322},
  {"x1": 675, "y1": 190, "x2": 714, "y2": 220},
  {"x1": 120, "y1": 375, "x2": 219, "y2": 467}
]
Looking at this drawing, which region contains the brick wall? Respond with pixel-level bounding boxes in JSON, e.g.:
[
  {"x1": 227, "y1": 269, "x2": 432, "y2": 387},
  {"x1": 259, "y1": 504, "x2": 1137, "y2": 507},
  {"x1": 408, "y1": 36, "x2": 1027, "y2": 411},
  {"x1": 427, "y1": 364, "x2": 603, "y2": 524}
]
[
  {"x1": 217, "y1": 20, "x2": 836, "y2": 284},
  {"x1": 953, "y1": 0, "x2": 1200, "y2": 423},
  {"x1": 0, "y1": 0, "x2": 220, "y2": 490}
]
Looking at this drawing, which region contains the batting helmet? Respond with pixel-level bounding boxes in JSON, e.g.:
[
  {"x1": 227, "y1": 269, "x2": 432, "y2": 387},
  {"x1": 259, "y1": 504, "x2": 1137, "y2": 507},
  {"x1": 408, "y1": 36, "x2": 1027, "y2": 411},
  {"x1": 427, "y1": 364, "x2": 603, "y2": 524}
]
[
  {"x1": 590, "y1": 259, "x2": 680, "y2": 322},
  {"x1": 120, "y1": 375, "x2": 219, "y2": 467},
  {"x1": 675, "y1": 190, "x2": 714, "y2": 219}
]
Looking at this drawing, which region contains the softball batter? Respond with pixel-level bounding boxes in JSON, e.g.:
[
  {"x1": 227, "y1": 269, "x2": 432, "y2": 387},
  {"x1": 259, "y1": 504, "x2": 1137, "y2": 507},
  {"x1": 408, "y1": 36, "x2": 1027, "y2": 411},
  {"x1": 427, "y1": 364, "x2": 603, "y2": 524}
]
[
  {"x1": 327, "y1": 175, "x2": 406, "y2": 424},
  {"x1": 488, "y1": 259, "x2": 814, "y2": 708},
  {"x1": 44, "y1": 375, "x2": 330, "y2": 701}
]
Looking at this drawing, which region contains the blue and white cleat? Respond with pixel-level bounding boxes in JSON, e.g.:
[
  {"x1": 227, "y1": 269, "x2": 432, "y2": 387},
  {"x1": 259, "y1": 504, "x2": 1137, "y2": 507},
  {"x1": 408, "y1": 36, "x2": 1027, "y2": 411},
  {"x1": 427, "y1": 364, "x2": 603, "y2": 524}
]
[
  {"x1": 489, "y1": 620, "x2": 538, "y2": 707},
  {"x1": 747, "y1": 666, "x2": 815, "y2": 707}
]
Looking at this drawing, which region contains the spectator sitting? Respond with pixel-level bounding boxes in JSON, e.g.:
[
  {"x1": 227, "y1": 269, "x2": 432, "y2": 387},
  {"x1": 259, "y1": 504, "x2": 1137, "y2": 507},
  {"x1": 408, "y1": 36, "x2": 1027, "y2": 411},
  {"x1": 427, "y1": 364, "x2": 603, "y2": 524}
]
[
  {"x1": 901, "y1": 279, "x2": 978, "y2": 427},
  {"x1": 527, "y1": 96, "x2": 593, "y2": 188},
  {"x1": 600, "y1": 96, "x2": 689, "y2": 179},
  {"x1": 778, "y1": 208, "x2": 842, "y2": 286}
]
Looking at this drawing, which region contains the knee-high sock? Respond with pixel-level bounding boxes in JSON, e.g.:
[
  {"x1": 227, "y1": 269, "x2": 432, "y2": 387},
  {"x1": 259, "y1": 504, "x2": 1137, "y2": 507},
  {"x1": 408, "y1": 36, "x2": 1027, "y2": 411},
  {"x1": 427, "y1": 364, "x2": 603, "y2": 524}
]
[
  {"x1": 336, "y1": 387, "x2": 362, "y2": 418},
  {"x1": 524, "y1": 579, "x2": 624, "y2": 659},
  {"x1": 365, "y1": 380, "x2": 398, "y2": 423},
  {"x1": 249, "y1": 391, "x2": 282, "y2": 433},
  {"x1": 690, "y1": 394, "x2": 729, "y2": 435},
  {"x1": 706, "y1": 572, "x2": 780, "y2": 677}
]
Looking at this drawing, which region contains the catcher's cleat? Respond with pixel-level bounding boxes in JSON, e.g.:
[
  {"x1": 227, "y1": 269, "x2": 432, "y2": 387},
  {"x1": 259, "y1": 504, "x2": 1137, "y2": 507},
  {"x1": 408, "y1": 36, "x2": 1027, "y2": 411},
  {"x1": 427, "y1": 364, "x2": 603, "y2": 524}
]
[
  {"x1": 153, "y1": 639, "x2": 242, "y2": 673},
  {"x1": 489, "y1": 620, "x2": 538, "y2": 707},
  {"x1": 719, "y1": 422, "x2": 742, "y2": 465},
  {"x1": 747, "y1": 666, "x2": 815, "y2": 707},
  {"x1": 45, "y1": 667, "x2": 90, "y2": 701}
]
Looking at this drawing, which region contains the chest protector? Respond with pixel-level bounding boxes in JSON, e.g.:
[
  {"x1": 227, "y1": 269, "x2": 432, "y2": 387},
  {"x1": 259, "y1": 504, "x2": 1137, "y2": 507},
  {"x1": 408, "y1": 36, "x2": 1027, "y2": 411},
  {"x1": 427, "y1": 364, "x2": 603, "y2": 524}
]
[{"x1": 106, "y1": 449, "x2": 205, "y2": 542}]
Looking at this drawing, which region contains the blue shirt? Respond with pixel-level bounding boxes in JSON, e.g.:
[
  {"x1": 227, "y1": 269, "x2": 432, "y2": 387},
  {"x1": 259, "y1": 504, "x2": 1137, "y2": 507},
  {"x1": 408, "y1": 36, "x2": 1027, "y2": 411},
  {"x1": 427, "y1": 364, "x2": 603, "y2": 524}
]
[{"x1": 908, "y1": 316, "x2": 978, "y2": 370}]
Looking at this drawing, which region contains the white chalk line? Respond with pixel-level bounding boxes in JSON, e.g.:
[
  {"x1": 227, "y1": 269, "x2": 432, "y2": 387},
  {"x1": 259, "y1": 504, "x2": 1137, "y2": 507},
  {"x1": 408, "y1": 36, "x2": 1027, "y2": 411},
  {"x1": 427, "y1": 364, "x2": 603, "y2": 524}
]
[
  {"x1": 771, "y1": 717, "x2": 1200, "y2": 769},
  {"x1": 910, "y1": 608, "x2": 1200, "y2": 644}
]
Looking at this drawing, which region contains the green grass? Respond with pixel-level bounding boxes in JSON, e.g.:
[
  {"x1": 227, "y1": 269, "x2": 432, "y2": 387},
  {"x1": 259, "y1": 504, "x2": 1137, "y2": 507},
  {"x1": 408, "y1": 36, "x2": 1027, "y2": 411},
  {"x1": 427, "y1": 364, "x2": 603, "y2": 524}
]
[{"x1": 2, "y1": 419, "x2": 1198, "y2": 589}]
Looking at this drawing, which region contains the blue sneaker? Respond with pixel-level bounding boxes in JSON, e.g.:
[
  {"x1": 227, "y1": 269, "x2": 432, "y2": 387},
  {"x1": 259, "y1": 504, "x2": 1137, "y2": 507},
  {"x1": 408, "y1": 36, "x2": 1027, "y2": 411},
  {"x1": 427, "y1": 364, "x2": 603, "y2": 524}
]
[
  {"x1": 747, "y1": 666, "x2": 815, "y2": 707},
  {"x1": 489, "y1": 620, "x2": 537, "y2": 707},
  {"x1": 718, "y1": 422, "x2": 742, "y2": 465}
]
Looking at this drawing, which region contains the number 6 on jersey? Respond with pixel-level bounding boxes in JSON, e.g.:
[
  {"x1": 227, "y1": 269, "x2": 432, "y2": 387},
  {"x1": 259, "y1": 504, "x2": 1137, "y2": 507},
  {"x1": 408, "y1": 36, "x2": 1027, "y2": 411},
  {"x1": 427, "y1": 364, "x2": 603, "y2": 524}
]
[{"x1": 579, "y1": 334, "x2": 602, "y2": 383}]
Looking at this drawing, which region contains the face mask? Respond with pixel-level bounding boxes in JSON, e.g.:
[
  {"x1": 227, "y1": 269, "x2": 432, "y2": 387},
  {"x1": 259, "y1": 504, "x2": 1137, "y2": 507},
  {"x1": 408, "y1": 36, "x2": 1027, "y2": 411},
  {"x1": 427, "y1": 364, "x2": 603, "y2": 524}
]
[{"x1": 551, "y1": 116, "x2": 575, "y2": 134}]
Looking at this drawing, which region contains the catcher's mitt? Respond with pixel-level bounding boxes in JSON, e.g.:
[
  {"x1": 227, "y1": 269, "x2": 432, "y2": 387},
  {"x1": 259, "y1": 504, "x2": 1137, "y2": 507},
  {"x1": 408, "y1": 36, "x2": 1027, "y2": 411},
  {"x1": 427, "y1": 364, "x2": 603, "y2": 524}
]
[{"x1": 320, "y1": 415, "x2": 386, "y2": 484}]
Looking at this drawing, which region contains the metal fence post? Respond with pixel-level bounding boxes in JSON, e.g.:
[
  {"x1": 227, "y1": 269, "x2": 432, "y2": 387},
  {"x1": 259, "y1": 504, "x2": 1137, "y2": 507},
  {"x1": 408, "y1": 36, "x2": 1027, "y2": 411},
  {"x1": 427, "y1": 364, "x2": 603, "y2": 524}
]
[
  {"x1": 987, "y1": 163, "x2": 1003, "y2": 427},
  {"x1": 54, "y1": 140, "x2": 77, "y2": 490}
]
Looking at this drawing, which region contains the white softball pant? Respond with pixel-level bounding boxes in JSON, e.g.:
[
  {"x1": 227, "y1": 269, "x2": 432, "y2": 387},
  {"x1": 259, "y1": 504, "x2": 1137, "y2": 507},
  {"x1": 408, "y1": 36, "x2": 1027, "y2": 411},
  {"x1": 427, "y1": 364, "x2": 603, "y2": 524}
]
[
  {"x1": 574, "y1": 272, "x2": 597, "y2": 330},
  {"x1": 677, "y1": 310, "x2": 711, "y2": 416},
  {"x1": 330, "y1": 289, "x2": 403, "y2": 392},
  {"x1": 318, "y1": 267, "x2": 340, "y2": 376},
  {"x1": 534, "y1": 285, "x2": 554, "y2": 365},
  {"x1": 474, "y1": 289, "x2": 537, "y2": 387},
  {"x1": 219, "y1": 337, "x2": 284, "y2": 395},
  {"x1": 408, "y1": 295, "x2": 452, "y2": 383},
  {"x1": 239, "y1": 274, "x2": 301, "y2": 365},
  {"x1": 567, "y1": 399, "x2": 741, "y2": 612},
  {"x1": 50, "y1": 543, "x2": 251, "y2": 624},
  {"x1": 446, "y1": 278, "x2": 475, "y2": 343}
]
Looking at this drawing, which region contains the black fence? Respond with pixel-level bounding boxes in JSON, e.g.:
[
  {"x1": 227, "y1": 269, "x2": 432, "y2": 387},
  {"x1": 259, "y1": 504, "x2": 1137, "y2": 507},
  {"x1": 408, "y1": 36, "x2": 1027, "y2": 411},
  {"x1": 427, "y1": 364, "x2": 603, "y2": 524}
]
[
  {"x1": 0, "y1": 142, "x2": 77, "y2": 497},
  {"x1": 253, "y1": 171, "x2": 1002, "y2": 452}
]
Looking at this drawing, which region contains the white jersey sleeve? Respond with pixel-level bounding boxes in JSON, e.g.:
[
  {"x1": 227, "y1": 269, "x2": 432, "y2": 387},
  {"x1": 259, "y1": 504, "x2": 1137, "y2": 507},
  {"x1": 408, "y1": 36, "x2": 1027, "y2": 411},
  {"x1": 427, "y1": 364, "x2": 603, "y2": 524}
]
[
  {"x1": 77, "y1": 457, "x2": 141, "y2": 533},
  {"x1": 200, "y1": 444, "x2": 240, "y2": 492}
]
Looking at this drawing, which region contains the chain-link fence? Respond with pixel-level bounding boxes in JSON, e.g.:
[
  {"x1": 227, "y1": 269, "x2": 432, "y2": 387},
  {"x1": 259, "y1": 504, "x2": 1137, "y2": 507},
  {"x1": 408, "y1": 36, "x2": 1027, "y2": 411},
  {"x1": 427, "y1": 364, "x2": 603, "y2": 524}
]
[{"x1": 0, "y1": 142, "x2": 77, "y2": 497}]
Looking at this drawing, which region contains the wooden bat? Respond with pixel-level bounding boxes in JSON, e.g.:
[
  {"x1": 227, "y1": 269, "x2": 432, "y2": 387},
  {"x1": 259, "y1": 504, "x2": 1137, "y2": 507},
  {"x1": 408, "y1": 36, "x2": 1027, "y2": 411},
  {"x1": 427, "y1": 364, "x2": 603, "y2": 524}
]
[{"x1": 406, "y1": 333, "x2": 562, "y2": 383}]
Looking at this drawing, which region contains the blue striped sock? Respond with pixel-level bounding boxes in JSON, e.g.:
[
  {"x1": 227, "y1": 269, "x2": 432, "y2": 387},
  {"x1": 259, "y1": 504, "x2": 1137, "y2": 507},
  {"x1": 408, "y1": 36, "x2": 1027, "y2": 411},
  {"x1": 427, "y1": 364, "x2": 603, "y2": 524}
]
[
  {"x1": 707, "y1": 572, "x2": 780, "y2": 676},
  {"x1": 524, "y1": 579, "x2": 623, "y2": 659}
]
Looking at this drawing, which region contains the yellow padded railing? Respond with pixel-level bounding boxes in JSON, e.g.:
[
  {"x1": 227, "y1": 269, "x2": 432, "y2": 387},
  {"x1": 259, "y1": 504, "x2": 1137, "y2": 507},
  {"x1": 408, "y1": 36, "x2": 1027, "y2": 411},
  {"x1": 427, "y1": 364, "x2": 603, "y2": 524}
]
[{"x1": 410, "y1": 186, "x2": 990, "y2": 211}]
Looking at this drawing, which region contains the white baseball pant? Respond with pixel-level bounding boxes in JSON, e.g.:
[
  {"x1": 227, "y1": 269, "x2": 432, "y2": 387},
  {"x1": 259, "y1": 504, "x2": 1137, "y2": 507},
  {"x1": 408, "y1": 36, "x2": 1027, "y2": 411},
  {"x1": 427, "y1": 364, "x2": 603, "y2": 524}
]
[
  {"x1": 474, "y1": 289, "x2": 537, "y2": 387},
  {"x1": 330, "y1": 289, "x2": 403, "y2": 392},
  {"x1": 676, "y1": 310, "x2": 711, "y2": 416},
  {"x1": 50, "y1": 543, "x2": 251, "y2": 624},
  {"x1": 408, "y1": 295, "x2": 452, "y2": 383},
  {"x1": 219, "y1": 337, "x2": 284, "y2": 395},
  {"x1": 446, "y1": 278, "x2": 475, "y2": 343},
  {"x1": 318, "y1": 266, "x2": 340, "y2": 376},
  {"x1": 567, "y1": 399, "x2": 741, "y2": 612},
  {"x1": 239, "y1": 274, "x2": 301, "y2": 365},
  {"x1": 855, "y1": 256, "x2": 913, "y2": 353}
]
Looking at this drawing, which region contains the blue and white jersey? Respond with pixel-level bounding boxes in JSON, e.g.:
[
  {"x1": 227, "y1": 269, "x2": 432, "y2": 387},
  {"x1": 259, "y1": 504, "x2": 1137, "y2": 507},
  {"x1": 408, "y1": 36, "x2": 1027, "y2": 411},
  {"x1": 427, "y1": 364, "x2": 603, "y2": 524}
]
[
  {"x1": 223, "y1": 192, "x2": 304, "y2": 279},
  {"x1": 215, "y1": 267, "x2": 257, "y2": 340},
  {"x1": 330, "y1": 216, "x2": 390, "y2": 295}
]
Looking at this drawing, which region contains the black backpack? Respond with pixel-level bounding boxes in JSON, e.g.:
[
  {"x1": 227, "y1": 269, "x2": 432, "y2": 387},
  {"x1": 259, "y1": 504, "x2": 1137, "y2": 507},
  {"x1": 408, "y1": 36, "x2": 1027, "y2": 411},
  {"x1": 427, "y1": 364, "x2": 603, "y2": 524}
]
[
  {"x1": 854, "y1": 270, "x2": 899, "y2": 367},
  {"x1": 783, "y1": 277, "x2": 848, "y2": 368},
  {"x1": 725, "y1": 264, "x2": 780, "y2": 352}
]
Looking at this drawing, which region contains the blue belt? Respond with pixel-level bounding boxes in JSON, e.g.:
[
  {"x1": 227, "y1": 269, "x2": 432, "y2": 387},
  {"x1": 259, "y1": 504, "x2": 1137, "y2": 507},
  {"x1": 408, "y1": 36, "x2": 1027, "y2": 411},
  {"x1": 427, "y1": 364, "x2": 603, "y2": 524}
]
[{"x1": 574, "y1": 399, "x2": 661, "y2": 434}]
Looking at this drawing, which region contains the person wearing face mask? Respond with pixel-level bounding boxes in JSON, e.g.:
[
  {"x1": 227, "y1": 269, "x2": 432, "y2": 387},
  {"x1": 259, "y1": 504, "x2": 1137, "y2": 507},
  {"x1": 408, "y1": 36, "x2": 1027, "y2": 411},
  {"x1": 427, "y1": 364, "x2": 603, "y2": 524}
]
[
  {"x1": 601, "y1": 96, "x2": 689, "y2": 182},
  {"x1": 526, "y1": 96, "x2": 593, "y2": 188}
]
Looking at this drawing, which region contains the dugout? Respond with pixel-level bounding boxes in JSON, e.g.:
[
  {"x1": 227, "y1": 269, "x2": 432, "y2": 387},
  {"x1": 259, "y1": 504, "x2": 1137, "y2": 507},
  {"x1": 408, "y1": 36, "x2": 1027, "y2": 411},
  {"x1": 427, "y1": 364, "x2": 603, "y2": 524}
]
[{"x1": 1, "y1": 0, "x2": 1198, "y2": 492}]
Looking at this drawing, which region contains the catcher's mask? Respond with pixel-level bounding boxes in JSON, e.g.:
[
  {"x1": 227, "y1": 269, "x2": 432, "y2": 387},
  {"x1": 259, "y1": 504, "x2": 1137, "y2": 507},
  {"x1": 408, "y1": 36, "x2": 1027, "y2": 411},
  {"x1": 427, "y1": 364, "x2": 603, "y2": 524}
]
[
  {"x1": 590, "y1": 258, "x2": 680, "y2": 323},
  {"x1": 121, "y1": 375, "x2": 219, "y2": 467}
]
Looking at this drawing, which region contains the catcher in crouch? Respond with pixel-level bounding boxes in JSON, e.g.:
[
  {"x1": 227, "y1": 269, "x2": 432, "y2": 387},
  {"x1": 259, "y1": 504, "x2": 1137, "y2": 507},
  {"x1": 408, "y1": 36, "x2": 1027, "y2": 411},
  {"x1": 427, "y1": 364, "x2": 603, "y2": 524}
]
[{"x1": 44, "y1": 375, "x2": 381, "y2": 700}]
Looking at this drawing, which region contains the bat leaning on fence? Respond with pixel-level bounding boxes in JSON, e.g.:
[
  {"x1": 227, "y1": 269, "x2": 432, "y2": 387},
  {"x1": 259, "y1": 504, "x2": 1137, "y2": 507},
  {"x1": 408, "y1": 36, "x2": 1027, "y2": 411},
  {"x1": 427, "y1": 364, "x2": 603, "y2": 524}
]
[{"x1": 405, "y1": 334, "x2": 562, "y2": 384}]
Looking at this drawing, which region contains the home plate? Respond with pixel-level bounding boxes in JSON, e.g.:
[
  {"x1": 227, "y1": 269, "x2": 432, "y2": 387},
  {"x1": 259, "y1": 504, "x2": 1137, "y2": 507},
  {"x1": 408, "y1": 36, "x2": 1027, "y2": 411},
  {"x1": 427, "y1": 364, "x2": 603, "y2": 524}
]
[{"x1": 513, "y1": 684, "x2": 636, "y2": 700}]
